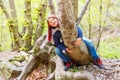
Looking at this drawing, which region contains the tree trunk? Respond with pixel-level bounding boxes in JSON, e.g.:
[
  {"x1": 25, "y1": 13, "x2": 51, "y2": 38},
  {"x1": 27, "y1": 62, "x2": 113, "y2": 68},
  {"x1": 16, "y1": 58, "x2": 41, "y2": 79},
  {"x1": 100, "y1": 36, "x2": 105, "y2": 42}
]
[
  {"x1": 0, "y1": 0, "x2": 10, "y2": 19},
  {"x1": 17, "y1": 55, "x2": 38, "y2": 80},
  {"x1": 8, "y1": 0, "x2": 17, "y2": 19},
  {"x1": 71, "y1": 0, "x2": 78, "y2": 21},
  {"x1": 8, "y1": 0, "x2": 22, "y2": 50},
  {"x1": 48, "y1": 0, "x2": 55, "y2": 14},
  {"x1": 34, "y1": 0, "x2": 47, "y2": 42},
  {"x1": 22, "y1": 0, "x2": 33, "y2": 51},
  {"x1": 57, "y1": 0, "x2": 91, "y2": 65},
  {"x1": 17, "y1": 35, "x2": 51, "y2": 80},
  {"x1": 88, "y1": 4, "x2": 92, "y2": 39},
  {"x1": 8, "y1": 22, "x2": 22, "y2": 50}
]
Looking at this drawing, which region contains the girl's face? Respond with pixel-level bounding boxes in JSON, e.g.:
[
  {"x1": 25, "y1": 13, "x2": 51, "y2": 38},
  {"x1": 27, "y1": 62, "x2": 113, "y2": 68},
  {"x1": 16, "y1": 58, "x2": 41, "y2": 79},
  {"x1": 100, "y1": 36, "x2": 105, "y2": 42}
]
[{"x1": 48, "y1": 17, "x2": 59, "y2": 28}]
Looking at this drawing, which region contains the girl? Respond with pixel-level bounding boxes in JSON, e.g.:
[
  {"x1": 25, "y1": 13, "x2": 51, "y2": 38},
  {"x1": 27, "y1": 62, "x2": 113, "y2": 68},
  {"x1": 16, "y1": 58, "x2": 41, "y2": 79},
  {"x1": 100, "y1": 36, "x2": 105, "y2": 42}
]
[{"x1": 47, "y1": 14, "x2": 104, "y2": 70}]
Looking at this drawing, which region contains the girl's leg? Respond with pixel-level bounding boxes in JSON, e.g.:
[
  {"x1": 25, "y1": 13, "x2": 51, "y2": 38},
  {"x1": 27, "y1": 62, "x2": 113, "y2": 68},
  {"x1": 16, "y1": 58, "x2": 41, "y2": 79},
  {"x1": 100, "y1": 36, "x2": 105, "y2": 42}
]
[
  {"x1": 55, "y1": 48, "x2": 73, "y2": 70},
  {"x1": 83, "y1": 37, "x2": 99, "y2": 59},
  {"x1": 83, "y1": 37, "x2": 104, "y2": 69},
  {"x1": 55, "y1": 47, "x2": 70, "y2": 62}
]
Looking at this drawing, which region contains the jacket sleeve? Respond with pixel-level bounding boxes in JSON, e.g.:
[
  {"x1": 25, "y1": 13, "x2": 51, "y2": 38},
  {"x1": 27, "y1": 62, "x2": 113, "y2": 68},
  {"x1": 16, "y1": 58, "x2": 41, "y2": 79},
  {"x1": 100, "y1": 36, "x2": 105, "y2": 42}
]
[
  {"x1": 53, "y1": 31, "x2": 67, "y2": 51},
  {"x1": 77, "y1": 26, "x2": 83, "y2": 38}
]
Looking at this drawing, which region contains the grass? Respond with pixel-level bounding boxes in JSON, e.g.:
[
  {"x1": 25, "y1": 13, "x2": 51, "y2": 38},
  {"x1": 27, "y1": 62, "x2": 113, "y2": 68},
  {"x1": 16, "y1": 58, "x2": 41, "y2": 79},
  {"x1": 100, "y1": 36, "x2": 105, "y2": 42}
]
[{"x1": 98, "y1": 37, "x2": 120, "y2": 59}]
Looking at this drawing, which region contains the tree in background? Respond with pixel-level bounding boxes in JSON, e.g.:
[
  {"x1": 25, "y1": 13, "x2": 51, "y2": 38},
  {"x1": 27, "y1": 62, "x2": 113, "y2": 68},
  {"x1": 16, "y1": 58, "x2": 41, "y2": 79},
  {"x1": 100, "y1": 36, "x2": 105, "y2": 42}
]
[
  {"x1": 0, "y1": 0, "x2": 22, "y2": 50},
  {"x1": 0, "y1": 0, "x2": 47, "y2": 51},
  {"x1": 22, "y1": 0, "x2": 33, "y2": 50}
]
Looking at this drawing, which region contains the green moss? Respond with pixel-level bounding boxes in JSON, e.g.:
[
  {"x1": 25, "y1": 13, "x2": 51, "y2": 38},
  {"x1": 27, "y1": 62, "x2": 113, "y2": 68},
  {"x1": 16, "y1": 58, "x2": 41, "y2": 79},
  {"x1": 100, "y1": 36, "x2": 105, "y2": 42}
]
[{"x1": 20, "y1": 47, "x2": 28, "y2": 51}]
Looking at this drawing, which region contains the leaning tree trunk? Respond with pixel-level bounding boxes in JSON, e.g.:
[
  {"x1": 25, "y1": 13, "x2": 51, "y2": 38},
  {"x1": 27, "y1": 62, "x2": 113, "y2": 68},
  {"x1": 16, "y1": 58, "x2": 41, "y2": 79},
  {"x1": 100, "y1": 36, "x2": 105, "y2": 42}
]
[
  {"x1": 76, "y1": 0, "x2": 90, "y2": 26},
  {"x1": 57, "y1": 0, "x2": 91, "y2": 65},
  {"x1": 0, "y1": 0, "x2": 10, "y2": 19},
  {"x1": 17, "y1": 35, "x2": 51, "y2": 80}
]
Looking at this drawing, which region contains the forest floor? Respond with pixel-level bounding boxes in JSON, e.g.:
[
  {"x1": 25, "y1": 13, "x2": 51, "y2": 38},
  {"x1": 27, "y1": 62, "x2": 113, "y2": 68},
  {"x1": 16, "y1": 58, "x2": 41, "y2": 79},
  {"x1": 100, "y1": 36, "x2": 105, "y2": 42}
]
[
  {"x1": 0, "y1": 51, "x2": 120, "y2": 80},
  {"x1": 0, "y1": 49, "x2": 120, "y2": 80},
  {"x1": 101, "y1": 27, "x2": 120, "y2": 40},
  {"x1": 26, "y1": 58, "x2": 120, "y2": 80},
  {"x1": 0, "y1": 27, "x2": 120, "y2": 80}
]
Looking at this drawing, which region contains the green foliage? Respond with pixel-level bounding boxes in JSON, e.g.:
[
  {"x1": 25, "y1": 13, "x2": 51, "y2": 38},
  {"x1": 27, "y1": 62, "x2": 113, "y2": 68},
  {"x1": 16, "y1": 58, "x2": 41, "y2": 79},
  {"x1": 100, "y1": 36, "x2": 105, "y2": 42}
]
[{"x1": 99, "y1": 38, "x2": 120, "y2": 59}]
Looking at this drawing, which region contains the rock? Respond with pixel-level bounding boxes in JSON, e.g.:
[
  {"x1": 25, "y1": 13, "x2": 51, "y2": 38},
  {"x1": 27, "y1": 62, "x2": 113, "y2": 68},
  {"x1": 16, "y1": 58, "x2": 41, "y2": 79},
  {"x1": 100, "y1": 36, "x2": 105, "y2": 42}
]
[{"x1": 0, "y1": 51, "x2": 30, "y2": 79}]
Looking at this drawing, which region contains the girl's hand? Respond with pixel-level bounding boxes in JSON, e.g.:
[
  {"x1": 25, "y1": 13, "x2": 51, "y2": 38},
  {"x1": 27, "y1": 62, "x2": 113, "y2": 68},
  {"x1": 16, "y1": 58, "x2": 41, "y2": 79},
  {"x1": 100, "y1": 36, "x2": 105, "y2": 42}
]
[
  {"x1": 74, "y1": 38, "x2": 82, "y2": 46},
  {"x1": 66, "y1": 48, "x2": 73, "y2": 54}
]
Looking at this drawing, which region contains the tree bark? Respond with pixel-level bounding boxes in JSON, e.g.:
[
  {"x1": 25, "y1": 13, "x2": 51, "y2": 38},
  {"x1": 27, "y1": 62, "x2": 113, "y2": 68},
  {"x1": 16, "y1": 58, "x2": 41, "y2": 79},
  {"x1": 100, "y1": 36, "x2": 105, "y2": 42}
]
[
  {"x1": 88, "y1": 4, "x2": 92, "y2": 39},
  {"x1": 48, "y1": 0, "x2": 55, "y2": 14},
  {"x1": 17, "y1": 55, "x2": 38, "y2": 80},
  {"x1": 57, "y1": 0, "x2": 91, "y2": 65},
  {"x1": 34, "y1": 0, "x2": 47, "y2": 42},
  {"x1": 22, "y1": 0, "x2": 33, "y2": 51},
  {"x1": 0, "y1": 0, "x2": 10, "y2": 19},
  {"x1": 71, "y1": 0, "x2": 78, "y2": 21},
  {"x1": 8, "y1": 0, "x2": 22, "y2": 49},
  {"x1": 8, "y1": 0, "x2": 17, "y2": 18}
]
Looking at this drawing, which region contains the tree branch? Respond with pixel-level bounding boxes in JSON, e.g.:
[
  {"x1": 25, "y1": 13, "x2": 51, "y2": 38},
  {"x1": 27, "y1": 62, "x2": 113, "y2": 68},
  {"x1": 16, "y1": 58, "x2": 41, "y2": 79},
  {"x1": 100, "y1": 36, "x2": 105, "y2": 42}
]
[
  {"x1": 0, "y1": 0, "x2": 10, "y2": 19},
  {"x1": 76, "y1": 0, "x2": 91, "y2": 26},
  {"x1": 48, "y1": 0, "x2": 55, "y2": 14}
]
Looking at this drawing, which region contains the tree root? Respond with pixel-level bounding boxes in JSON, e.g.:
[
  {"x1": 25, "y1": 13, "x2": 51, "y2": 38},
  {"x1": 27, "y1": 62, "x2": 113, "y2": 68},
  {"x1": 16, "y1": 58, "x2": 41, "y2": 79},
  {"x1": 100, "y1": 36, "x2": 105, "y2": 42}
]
[{"x1": 54, "y1": 56, "x2": 96, "y2": 80}]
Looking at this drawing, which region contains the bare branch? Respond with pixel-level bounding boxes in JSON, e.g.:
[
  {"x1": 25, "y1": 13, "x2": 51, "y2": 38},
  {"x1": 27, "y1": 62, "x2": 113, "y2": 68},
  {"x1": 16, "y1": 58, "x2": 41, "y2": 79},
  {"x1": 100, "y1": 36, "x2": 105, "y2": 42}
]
[
  {"x1": 76, "y1": 0, "x2": 91, "y2": 26},
  {"x1": 0, "y1": 0, "x2": 10, "y2": 19}
]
